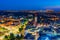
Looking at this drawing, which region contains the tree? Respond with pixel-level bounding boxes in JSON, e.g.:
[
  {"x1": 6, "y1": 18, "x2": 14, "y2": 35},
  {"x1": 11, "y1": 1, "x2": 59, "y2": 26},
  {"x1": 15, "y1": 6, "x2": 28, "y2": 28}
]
[
  {"x1": 4, "y1": 35, "x2": 9, "y2": 40},
  {"x1": 19, "y1": 28, "x2": 23, "y2": 32},
  {"x1": 16, "y1": 34, "x2": 24, "y2": 40},
  {"x1": 16, "y1": 35, "x2": 20, "y2": 40},
  {"x1": 9, "y1": 33, "x2": 15, "y2": 40}
]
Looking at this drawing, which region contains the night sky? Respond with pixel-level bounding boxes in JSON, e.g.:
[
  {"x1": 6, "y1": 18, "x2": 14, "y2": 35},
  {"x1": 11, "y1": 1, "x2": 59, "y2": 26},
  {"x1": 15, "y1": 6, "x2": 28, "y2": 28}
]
[{"x1": 0, "y1": 0, "x2": 60, "y2": 10}]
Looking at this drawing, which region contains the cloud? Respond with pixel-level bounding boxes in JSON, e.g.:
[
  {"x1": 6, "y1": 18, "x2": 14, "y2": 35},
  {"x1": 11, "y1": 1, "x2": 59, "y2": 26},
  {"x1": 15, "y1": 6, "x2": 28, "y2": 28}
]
[{"x1": 45, "y1": 6, "x2": 60, "y2": 9}]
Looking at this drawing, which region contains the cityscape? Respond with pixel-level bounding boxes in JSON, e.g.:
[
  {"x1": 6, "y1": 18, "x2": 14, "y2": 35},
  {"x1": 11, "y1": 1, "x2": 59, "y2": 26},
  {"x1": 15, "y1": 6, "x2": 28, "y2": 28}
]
[{"x1": 0, "y1": 10, "x2": 60, "y2": 40}]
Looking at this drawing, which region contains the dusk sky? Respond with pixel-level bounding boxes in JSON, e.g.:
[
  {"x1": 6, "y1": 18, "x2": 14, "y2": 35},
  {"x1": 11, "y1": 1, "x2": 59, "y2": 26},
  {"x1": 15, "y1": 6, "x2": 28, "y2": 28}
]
[{"x1": 0, "y1": 0, "x2": 60, "y2": 10}]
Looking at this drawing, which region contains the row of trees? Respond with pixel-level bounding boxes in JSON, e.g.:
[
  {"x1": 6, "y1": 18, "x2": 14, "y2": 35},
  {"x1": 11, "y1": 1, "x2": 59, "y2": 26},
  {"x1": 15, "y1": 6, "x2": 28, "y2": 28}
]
[{"x1": 4, "y1": 33, "x2": 24, "y2": 40}]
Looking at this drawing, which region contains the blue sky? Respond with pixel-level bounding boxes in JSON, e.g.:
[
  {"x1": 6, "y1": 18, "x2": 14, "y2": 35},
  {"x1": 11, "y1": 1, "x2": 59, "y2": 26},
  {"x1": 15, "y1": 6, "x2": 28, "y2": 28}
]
[{"x1": 0, "y1": 0, "x2": 60, "y2": 10}]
